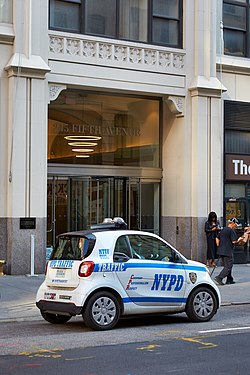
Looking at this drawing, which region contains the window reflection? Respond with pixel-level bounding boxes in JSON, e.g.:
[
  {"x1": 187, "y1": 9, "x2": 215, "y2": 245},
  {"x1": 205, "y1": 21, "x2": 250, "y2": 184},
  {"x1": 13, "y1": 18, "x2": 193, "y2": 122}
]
[
  {"x1": 223, "y1": 1, "x2": 247, "y2": 56},
  {"x1": 85, "y1": 0, "x2": 116, "y2": 37},
  {"x1": 0, "y1": 0, "x2": 13, "y2": 23},
  {"x1": 50, "y1": 0, "x2": 81, "y2": 32},
  {"x1": 49, "y1": 0, "x2": 182, "y2": 48},
  {"x1": 152, "y1": 0, "x2": 180, "y2": 46},
  {"x1": 224, "y1": 29, "x2": 245, "y2": 55},
  {"x1": 119, "y1": 0, "x2": 148, "y2": 42}
]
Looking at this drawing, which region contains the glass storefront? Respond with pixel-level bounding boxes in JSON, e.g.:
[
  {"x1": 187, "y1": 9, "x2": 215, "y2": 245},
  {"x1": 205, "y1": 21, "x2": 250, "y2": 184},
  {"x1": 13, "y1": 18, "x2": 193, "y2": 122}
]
[
  {"x1": 225, "y1": 183, "x2": 250, "y2": 263},
  {"x1": 48, "y1": 91, "x2": 160, "y2": 168},
  {"x1": 48, "y1": 90, "x2": 161, "y2": 247},
  {"x1": 47, "y1": 176, "x2": 160, "y2": 247},
  {"x1": 224, "y1": 100, "x2": 250, "y2": 263}
]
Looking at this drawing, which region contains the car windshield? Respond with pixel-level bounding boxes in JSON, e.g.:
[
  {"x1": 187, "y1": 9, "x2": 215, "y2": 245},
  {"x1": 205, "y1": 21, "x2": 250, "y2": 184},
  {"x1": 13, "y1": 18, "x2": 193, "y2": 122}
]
[{"x1": 50, "y1": 234, "x2": 96, "y2": 260}]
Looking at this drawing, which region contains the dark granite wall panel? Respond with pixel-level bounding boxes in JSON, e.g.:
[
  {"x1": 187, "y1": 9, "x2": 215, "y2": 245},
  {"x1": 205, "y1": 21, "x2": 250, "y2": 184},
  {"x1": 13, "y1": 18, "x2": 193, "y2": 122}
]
[
  {"x1": 161, "y1": 216, "x2": 207, "y2": 263},
  {"x1": 0, "y1": 217, "x2": 46, "y2": 275}
]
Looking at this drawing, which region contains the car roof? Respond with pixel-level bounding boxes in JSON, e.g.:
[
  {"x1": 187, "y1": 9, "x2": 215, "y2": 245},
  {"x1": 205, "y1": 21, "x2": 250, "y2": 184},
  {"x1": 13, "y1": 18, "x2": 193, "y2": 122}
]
[{"x1": 57, "y1": 228, "x2": 157, "y2": 238}]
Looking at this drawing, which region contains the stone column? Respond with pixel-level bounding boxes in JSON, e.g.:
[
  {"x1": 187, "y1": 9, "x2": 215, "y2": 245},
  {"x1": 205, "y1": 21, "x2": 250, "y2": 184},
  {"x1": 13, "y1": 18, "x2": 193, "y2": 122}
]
[
  {"x1": 1, "y1": 0, "x2": 50, "y2": 274},
  {"x1": 187, "y1": 0, "x2": 225, "y2": 261},
  {"x1": 161, "y1": 0, "x2": 225, "y2": 263}
]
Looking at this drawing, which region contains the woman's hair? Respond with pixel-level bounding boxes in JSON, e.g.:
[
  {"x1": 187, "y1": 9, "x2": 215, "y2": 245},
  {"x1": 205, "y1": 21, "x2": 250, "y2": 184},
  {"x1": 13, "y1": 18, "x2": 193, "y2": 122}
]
[{"x1": 208, "y1": 211, "x2": 217, "y2": 222}]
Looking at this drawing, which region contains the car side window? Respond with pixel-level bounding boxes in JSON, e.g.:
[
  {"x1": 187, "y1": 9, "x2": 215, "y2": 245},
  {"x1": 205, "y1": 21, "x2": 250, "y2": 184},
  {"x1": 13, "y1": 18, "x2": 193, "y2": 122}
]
[
  {"x1": 128, "y1": 235, "x2": 174, "y2": 261},
  {"x1": 114, "y1": 235, "x2": 132, "y2": 261}
]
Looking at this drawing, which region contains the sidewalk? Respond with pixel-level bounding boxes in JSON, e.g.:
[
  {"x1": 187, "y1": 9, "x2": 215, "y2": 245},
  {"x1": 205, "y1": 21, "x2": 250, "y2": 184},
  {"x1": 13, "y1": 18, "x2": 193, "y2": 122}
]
[{"x1": 0, "y1": 264, "x2": 250, "y2": 323}]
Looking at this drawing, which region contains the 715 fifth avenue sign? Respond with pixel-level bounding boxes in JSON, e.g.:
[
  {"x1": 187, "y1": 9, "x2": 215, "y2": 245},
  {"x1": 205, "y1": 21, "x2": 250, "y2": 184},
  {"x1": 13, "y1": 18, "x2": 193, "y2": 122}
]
[{"x1": 225, "y1": 155, "x2": 250, "y2": 181}]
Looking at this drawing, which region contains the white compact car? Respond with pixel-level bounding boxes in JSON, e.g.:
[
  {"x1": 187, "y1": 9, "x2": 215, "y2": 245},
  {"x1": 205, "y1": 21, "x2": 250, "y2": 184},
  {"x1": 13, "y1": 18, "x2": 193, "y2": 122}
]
[{"x1": 36, "y1": 218, "x2": 221, "y2": 331}]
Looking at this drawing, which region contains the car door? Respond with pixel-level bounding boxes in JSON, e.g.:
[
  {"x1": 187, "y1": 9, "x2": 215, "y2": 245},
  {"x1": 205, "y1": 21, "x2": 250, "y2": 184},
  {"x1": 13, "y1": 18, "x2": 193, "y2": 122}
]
[{"x1": 114, "y1": 234, "x2": 187, "y2": 307}]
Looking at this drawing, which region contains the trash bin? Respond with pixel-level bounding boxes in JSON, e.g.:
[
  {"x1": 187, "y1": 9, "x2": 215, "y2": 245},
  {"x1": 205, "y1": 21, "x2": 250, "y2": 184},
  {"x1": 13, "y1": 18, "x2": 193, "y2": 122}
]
[{"x1": 0, "y1": 260, "x2": 6, "y2": 276}]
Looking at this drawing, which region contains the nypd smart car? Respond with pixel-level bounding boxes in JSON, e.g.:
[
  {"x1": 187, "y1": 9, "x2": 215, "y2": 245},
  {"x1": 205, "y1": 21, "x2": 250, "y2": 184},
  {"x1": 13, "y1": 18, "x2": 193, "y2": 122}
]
[{"x1": 36, "y1": 218, "x2": 221, "y2": 331}]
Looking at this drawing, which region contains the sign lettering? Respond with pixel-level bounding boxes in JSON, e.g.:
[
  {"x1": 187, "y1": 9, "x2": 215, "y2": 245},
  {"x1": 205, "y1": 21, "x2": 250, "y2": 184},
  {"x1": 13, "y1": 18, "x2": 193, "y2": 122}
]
[
  {"x1": 151, "y1": 274, "x2": 184, "y2": 291},
  {"x1": 225, "y1": 155, "x2": 250, "y2": 181}
]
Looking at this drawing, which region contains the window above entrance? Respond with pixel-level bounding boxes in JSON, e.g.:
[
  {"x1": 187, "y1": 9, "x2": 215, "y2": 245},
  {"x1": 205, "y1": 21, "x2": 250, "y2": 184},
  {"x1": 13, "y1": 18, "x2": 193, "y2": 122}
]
[
  {"x1": 48, "y1": 90, "x2": 160, "y2": 168},
  {"x1": 49, "y1": 0, "x2": 183, "y2": 48}
]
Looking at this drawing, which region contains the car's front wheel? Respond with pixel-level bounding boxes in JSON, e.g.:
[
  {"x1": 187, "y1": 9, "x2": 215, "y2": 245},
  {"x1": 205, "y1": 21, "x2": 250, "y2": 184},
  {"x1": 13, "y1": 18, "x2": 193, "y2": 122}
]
[
  {"x1": 186, "y1": 287, "x2": 218, "y2": 322},
  {"x1": 83, "y1": 291, "x2": 120, "y2": 330},
  {"x1": 41, "y1": 311, "x2": 72, "y2": 324}
]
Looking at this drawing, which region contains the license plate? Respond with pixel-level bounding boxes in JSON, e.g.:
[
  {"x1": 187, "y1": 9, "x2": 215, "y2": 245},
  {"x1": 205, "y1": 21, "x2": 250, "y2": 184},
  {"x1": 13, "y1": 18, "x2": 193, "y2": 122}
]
[
  {"x1": 56, "y1": 269, "x2": 66, "y2": 278},
  {"x1": 44, "y1": 292, "x2": 56, "y2": 300}
]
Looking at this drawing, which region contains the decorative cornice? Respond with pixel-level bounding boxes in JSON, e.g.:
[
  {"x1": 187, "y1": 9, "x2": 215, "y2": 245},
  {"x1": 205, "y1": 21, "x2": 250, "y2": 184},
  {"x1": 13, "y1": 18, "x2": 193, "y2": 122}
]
[
  {"x1": 0, "y1": 24, "x2": 14, "y2": 45},
  {"x1": 164, "y1": 96, "x2": 184, "y2": 117},
  {"x1": 5, "y1": 53, "x2": 51, "y2": 79},
  {"x1": 217, "y1": 55, "x2": 250, "y2": 75},
  {"x1": 48, "y1": 32, "x2": 186, "y2": 75},
  {"x1": 49, "y1": 84, "x2": 67, "y2": 102}
]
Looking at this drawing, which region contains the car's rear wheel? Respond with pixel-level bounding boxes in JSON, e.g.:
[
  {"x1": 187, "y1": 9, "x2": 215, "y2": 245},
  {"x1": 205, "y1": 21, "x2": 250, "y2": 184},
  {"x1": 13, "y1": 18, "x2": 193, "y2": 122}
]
[
  {"x1": 186, "y1": 287, "x2": 218, "y2": 322},
  {"x1": 41, "y1": 311, "x2": 72, "y2": 324},
  {"x1": 83, "y1": 291, "x2": 120, "y2": 331}
]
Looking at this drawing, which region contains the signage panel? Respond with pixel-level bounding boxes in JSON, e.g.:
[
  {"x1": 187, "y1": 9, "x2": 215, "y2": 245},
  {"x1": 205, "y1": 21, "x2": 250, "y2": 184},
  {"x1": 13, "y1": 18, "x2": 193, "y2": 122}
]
[
  {"x1": 225, "y1": 154, "x2": 250, "y2": 181},
  {"x1": 20, "y1": 218, "x2": 36, "y2": 229}
]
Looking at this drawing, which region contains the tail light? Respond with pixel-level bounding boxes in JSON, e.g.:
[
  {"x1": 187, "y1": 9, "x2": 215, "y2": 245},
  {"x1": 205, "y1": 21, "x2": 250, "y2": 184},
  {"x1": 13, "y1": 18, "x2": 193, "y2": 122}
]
[
  {"x1": 45, "y1": 262, "x2": 49, "y2": 275},
  {"x1": 78, "y1": 261, "x2": 95, "y2": 277}
]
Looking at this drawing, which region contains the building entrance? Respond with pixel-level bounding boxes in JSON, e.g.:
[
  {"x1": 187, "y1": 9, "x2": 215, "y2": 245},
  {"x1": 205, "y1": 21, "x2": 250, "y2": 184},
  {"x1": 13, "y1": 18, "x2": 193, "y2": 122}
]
[
  {"x1": 225, "y1": 183, "x2": 250, "y2": 263},
  {"x1": 47, "y1": 176, "x2": 160, "y2": 247}
]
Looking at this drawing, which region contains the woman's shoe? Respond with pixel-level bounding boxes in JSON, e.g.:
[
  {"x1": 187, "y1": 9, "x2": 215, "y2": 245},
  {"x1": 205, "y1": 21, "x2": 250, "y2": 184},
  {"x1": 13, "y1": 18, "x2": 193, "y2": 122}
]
[{"x1": 226, "y1": 279, "x2": 236, "y2": 284}]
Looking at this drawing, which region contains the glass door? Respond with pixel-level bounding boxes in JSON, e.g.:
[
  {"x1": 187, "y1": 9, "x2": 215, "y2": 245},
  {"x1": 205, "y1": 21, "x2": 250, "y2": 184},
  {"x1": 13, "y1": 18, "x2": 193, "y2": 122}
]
[
  {"x1": 89, "y1": 177, "x2": 114, "y2": 224},
  {"x1": 225, "y1": 183, "x2": 249, "y2": 263},
  {"x1": 47, "y1": 177, "x2": 68, "y2": 247},
  {"x1": 47, "y1": 176, "x2": 160, "y2": 247},
  {"x1": 225, "y1": 198, "x2": 248, "y2": 263},
  {"x1": 141, "y1": 181, "x2": 160, "y2": 234},
  {"x1": 128, "y1": 178, "x2": 160, "y2": 234},
  {"x1": 69, "y1": 177, "x2": 91, "y2": 231}
]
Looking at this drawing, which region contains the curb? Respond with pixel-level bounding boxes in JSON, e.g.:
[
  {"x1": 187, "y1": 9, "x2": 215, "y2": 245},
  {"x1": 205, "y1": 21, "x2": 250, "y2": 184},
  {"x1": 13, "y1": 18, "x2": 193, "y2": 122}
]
[
  {"x1": 221, "y1": 301, "x2": 250, "y2": 306},
  {"x1": 0, "y1": 316, "x2": 42, "y2": 323},
  {"x1": 1, "y1": 301, "x2": 250, "y2": 323}
]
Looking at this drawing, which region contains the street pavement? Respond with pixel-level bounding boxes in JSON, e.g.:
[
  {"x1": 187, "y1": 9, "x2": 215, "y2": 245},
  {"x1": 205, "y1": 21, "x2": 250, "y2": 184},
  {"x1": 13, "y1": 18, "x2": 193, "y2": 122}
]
[{"x1": 0, "y1": 264, "x2": 250, "y2": 323}]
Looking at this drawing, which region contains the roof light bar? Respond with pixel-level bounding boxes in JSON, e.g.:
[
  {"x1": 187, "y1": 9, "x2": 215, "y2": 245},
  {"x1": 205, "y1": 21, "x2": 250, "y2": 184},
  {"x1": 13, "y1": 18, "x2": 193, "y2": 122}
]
[{"x1": 90, "y1": 217, "x2": 127, "y2": 230}]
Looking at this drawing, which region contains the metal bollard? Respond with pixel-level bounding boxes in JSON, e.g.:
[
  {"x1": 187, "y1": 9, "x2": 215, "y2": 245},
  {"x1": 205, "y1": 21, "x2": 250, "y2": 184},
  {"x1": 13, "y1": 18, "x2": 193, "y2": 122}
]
[{"x1": 0, "y1": 260, "x2": 6, "y2": 276}]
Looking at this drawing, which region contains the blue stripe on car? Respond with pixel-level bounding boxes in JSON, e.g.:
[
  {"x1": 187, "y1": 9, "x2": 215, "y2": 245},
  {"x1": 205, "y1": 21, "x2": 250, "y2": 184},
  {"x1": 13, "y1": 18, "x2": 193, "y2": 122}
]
[
  {"x1": 122, "y1": 297, "x2": 187, "y2": 303},
  {"x1": 94, "y1": 262, "x2": 206, "y2": 272}
]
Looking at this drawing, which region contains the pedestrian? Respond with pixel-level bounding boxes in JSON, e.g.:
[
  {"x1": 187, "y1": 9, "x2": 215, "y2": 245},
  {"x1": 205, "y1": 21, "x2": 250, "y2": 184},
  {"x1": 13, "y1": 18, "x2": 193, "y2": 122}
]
[
  {"x1": 214, "y1": 217, "x2": 241, "y2": 285},
  {"x1": 205, "y1": 211, "x2": 221, "y2": 267}
]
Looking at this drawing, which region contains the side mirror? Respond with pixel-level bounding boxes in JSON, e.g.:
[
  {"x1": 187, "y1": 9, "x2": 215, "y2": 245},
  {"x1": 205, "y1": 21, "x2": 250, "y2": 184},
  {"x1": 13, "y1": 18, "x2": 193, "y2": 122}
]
[
  {"x1": 113, "y1": 252, "x2": 130, "y2": 262},
  {"x1": 170, "y1": 251, "x2": 182, "y2": 263}
]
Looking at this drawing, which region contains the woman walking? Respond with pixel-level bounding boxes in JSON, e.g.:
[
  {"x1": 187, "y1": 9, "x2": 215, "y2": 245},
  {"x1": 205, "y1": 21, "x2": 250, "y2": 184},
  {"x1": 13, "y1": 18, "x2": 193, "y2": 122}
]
[{"x1": 205, "y1": 211, "x2": 221, "y2": 267}]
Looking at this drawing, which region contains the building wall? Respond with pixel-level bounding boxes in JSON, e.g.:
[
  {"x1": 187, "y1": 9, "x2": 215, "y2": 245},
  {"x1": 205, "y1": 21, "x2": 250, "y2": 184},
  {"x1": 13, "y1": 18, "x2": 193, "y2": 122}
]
[
  {"x1": 162, "y1": 0, "x2": 224, "y2": 262},
  {"x1": 0, "y1": 0, "x2": 49, "y2": 274},
  {"x1": 0, "y1": 0, "x2": 226, "y2": 273}
]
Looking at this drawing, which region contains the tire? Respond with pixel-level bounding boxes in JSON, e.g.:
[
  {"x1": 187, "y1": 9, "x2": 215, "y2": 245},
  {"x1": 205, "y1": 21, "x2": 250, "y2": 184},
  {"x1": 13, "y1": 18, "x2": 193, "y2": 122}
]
[
  {"x1": 186, "y1": 287, "x2": 218, "y2": 322},
  {"x1": 83, "y1": 291, "x2": 120, "y2": 331},
  {"x1": 41, "y1": 311, "x2": 72, "y2": 324}
]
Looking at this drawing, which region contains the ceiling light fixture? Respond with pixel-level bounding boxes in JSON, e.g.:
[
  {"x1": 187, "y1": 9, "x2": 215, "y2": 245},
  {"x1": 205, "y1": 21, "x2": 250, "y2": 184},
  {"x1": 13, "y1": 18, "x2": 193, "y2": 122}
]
[
  {"x1": 76, "y1": 155, "x2": 90, "y2": 158},
  {"x1": 68, "y1": 142, "x2": 98, "y2": 147},
  {"x1": 72, "y1": 148, "x2": 94, "y2": 153},
  {"x1": 64, "y1": 135, "x2": 102, "y2": 141}
]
